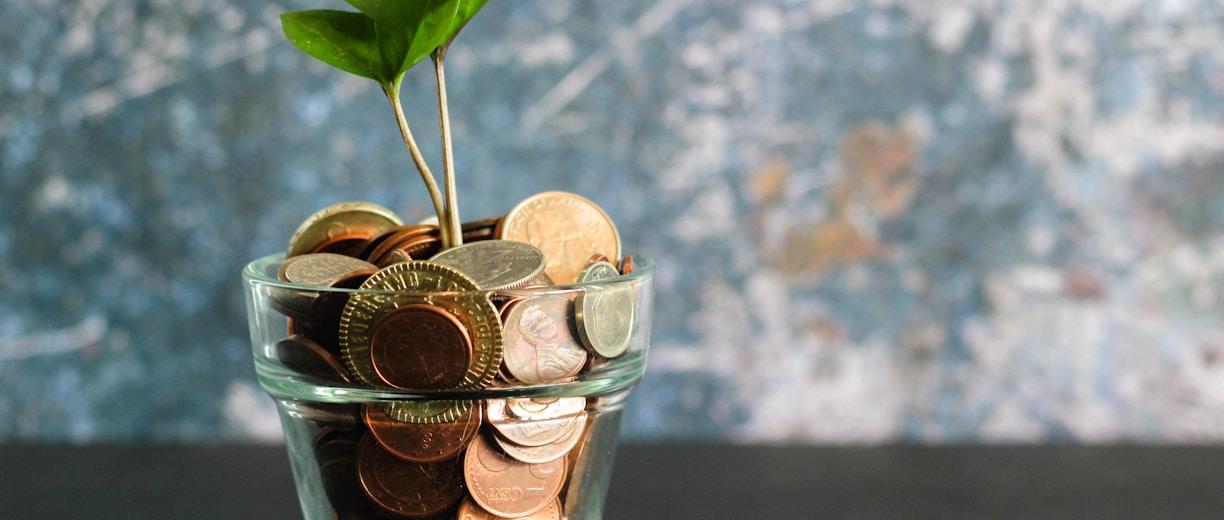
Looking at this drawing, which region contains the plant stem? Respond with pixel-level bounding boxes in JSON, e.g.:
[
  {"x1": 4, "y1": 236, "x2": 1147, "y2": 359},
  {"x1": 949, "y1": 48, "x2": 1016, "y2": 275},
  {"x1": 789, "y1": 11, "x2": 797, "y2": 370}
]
[
  {"x1": 383, "y1": 79, "x2": 449, "y2": 248},
  {"x1": 433, "y1": 50, "x2": 462, "y2": 249}
]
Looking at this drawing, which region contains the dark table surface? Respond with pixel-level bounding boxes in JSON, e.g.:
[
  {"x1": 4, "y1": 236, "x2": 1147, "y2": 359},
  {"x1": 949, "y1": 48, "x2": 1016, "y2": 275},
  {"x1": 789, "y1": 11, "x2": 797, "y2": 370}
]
[{"x1": 3, "y1": 443, "x2": 1223, "y2": 519}]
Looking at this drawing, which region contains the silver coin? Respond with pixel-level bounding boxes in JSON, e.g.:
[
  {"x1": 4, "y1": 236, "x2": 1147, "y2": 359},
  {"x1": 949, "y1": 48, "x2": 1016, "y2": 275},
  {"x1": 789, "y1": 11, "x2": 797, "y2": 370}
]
[
  {"x1": 500, "y1": 295, "x2": 588, "y2": 384},
  {"x1": 429, "y1": 240, "x2": 546, "y2": 291},
  {"x1": 486, "y1": 397, "x2": 586, "y2": 447},
  {"x1": 574, "y1": 261, "x2": 634, "y2": 358},
  {"x1": 494, "y1": 413, "x2": 587, "y2": 464}
]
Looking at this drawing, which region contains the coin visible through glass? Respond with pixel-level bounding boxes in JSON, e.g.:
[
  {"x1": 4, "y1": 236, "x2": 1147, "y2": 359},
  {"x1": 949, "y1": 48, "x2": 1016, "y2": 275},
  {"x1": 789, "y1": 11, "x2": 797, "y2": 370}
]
[
  {"x1": 494, "y1": 413, "x2": 586, "y2": 464},
  {"x1": 574, "y1": 261, "x2": 634, "y2": 358},
  {"x1": 486, "y1": 397, "x2": 586, "y2": 448},
  {"x1": 457, "y1": 496, "x2": 562, "y2": 520},
  {"x1": 369, "y1": 303, "x2": 473, "y2": 390},
  {"x1": 464, "y1": 434, "x2": 567, "y2": 519},
  {"x1": 365, "y1": 401, "x2": 482, "y2": 464},
  {"x1": 356, "y1": 433, "x2": 466, "y2": 518},
  {"x1": 497, "y1": 191, "x2": 621, "y2": 285},
  {"x1": 500, "y1": 295, "x2": 587, "y2": 384}
]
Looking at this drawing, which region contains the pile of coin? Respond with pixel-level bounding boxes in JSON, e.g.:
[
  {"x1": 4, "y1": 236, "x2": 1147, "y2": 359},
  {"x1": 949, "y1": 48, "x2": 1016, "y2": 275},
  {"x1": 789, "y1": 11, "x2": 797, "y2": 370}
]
[{"x1": 267, "y1": 191, "x2": 639, "y2": 519}]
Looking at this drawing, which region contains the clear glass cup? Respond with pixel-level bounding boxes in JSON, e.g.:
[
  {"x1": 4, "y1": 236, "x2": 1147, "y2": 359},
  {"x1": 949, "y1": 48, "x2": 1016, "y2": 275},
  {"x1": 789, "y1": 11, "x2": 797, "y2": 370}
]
[{"x1": 243, "y1": 253, "x2": 653, "y2": 520}]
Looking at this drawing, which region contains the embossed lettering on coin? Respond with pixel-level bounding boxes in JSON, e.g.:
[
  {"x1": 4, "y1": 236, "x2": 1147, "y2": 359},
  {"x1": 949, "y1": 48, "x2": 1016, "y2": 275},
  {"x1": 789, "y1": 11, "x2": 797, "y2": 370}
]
[
  {"x1": 501, "y1": 295, "x2": 587, "y2": 384},
  {"x1": 498, "y1": 192, "x2": 620, "y2": 285},
  {"x1": 464, "y1": 434, "x2": 567, "y2": 518}
]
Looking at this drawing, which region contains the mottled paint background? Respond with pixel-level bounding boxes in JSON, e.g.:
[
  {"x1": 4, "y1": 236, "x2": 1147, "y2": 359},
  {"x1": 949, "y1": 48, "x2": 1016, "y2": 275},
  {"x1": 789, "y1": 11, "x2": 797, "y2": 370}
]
[{"x1": 2, "y1": 0, "x2": 1224, "y2": 443}]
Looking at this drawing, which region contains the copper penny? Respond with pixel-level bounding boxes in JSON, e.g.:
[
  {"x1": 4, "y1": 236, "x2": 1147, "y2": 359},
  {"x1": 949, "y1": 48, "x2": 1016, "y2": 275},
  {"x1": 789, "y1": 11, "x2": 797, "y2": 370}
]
[
  {"x1": 368, "y1": 303, "x2": 472, "y2": 390},
  {"x1": 457, "y1": 496, "x2": 562, "y2": 520},
  {"x1": 275, "y1": 334, "x2": 352, "y2": 383},
  {"x1": 340, "y1": 261, "x2": 502, "y2": 393},
  {"x1": 461, "y1": 217, "x2": 502, "y2": 243},
  {"x1": 464, "y1": 434, "x2": 567, "y2": 518},
  {"x1": 288, "y1": 201, "x2": 404, "y2": 258},
  {"x1": 303, "y1": 268, "x2": 376, "y2": 357},
  {"x1": 365, "y1": 401, "x2": 482, "y2": 464},
  {"x1": 619, "y1": 255, "x2": 634, "y2": 275},
  {"x1": 500, "y1": 295, "x2": 587, "y2": 384},
  {"x1": 357, "y1": 433, "x2": 466, "y2": 518},
  {"x1": 497, "y1": 192, "x2": 621, "y2": 285}
]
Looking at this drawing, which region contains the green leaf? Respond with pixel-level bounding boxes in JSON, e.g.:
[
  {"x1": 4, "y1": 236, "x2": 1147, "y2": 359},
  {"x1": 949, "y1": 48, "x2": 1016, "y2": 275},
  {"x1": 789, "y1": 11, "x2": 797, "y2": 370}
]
[
  {"x1": 439, "y1": 0, "x2": 489, "y2": 49},
  {"x1": 372, "y1": 0, "x2": 460, "y2": 79},
  {"x1": 344, "y1": 0, "x2": 377, "y2": 15},
  {"x1": 281, "y1": 10, "x2": 384, "y2": 82}
]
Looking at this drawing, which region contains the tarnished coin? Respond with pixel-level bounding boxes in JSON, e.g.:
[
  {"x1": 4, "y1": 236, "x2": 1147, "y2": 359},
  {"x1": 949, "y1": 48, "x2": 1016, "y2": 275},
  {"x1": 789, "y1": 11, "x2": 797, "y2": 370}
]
[
  {"x1": 429, "y1": 240, "x2": 546, "y2": 291},
  {"x1": 574, "y1": 261, "x2": 634, "y2": 358},
  {"x1": 497, "y1": 192, "x2": 620, "y2": 285},
  {"x1": 464, "y1": 434, "x2": 567, "y2": 518},
  {"x1": 365, "y1": 401, "x2": 482, "y2": 464},
  {"x1": 457, "y1": 496, "x2": 562, "y2": 520},
  {"x1": 500, "y1": 295, "x2": 587, "y2": 384},
  {"x1": 506, "y1": 397, "x2": 587, "y2": 422},
  {"x1": 279, "y1": 253, "x2": 379, "y2": 287},
  {"x1": 486, "y1": 397, "x2": 585, "y2": 448},
  {"x1": 288, "y1": 201, "x2": 404, "y2": 258},
  {"x1": 619, "y1": 255, "x2": 634, "y2": 275},
  {"x1": 495, "y1": 413, "x2": 586, "y2": 464},
  {"x1": 275, "y1": 334, "x2": 352, "y2": 383},
  {"x1": 300, "y1": 269, "x2": 375, "y2": 357},
  {"x1": 340, "y1": 261, "x2": 502, "y2": 392},
  {"x1": 357, "y1": 433, "x2": 466, "y2": 518},
  {"x1": 368, "y1": 303, "x2": 473, "y2": 390}
]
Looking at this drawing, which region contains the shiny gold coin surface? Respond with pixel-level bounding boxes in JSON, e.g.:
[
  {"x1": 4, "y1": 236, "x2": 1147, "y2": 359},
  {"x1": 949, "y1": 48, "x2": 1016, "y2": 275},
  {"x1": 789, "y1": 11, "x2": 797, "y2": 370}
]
[
  {"x1": 429, "y1": 240, "x2": 546, "y2": 291},
  {"x1": 500, "y1": 295, "x2": 587, "y2": 384},
  {"x1": 339, "y1": 261, "x2": 502, "y2": 392},
  {"x1": 464, "y1": 434, "x2": 567, "y2": 519},
  {"x1": 497, "y1": 192, "x2": 620, "y2": 285},
  {"x1": 357, "y1": 433, "x2": 466, "y2": 518},
  {"x1": 457, "y1": 496, "x2": 562, "y2": 520},
  {"x1": 287, "y1": 201, "x2": 403, "y2": 258},
  {"x1": 574, "y1": 261, "x2": 634, "y2": 358}
]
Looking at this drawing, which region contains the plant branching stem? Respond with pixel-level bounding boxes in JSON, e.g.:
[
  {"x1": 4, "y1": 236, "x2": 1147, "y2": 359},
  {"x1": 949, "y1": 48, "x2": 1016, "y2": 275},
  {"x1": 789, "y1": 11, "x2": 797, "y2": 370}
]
[
  {"x1": 433, "y1": 50, "x2": 462, "y2": 249},
  {"x1": 383, "y1": 79, "x2": 450, "y2": 248}
]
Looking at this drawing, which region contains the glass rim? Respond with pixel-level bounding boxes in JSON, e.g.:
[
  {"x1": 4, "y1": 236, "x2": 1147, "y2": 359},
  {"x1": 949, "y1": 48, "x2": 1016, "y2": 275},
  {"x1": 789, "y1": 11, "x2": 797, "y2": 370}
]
[{"x1": 242, "y1": 251, "x2": 655, "y2": 296}]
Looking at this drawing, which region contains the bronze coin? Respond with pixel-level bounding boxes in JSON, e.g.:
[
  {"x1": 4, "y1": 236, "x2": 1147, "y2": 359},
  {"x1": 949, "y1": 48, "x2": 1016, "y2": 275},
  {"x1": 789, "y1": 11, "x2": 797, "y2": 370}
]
[
  {"x1": 365, "y1": 401, "x2": 482, "y2": 464},
  {"x1": 302, "y1": 269, "x2": 376, "y2": 357},
  {"x1": 366, "y1": 226, "x2": 439, "y2": 266},
  {"x1": 355, "y1": 224, "x2": 418, "y2": 261},
  {"x1": 276, "y1": 334, "x2": 352, "y2": 383},
  {"x1": 456, "y1": 496, "x2": 561, "y2": 520},
  {"x1": 368, "y1": 303, "x2": 473, "y2": 390},
  {"x1": 619, "y1": 255, "x2": 634, "y2": 275},
  {"x1": 357, "y1": 433, "x2": 466, "y2": 518},
  {"x1": 340, "y1": 261, "x2": 503, "y2": 394},
  {"x1": 461, "y1": 217, "x2": 502, "y2": 243},
  {"x1": 463, "y1": 434, "x2": 567, "y2": 518},
  {"x1": 288, "y1": 201, "x2": 404, "y2": 258}
]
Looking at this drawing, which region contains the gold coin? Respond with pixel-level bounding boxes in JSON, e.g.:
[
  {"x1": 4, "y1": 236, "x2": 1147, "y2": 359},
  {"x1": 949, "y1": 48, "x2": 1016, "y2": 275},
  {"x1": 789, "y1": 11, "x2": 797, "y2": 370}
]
[
  {"x1": 339, "y1": 261, "x2": 503, "y2": 423},
  {"x1": 287, "y1": 201, "x2": 403, "y2": 258},
  {"x1": 497, "y1": 192, "x2": 620, "y2": 285}
]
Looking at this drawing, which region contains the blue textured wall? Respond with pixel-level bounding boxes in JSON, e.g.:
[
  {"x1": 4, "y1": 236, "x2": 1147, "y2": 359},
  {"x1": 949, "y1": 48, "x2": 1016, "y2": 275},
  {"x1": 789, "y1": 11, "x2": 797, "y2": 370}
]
[{"x1": 3, "y1": 0, "x2": 1224, "y2": 442}]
